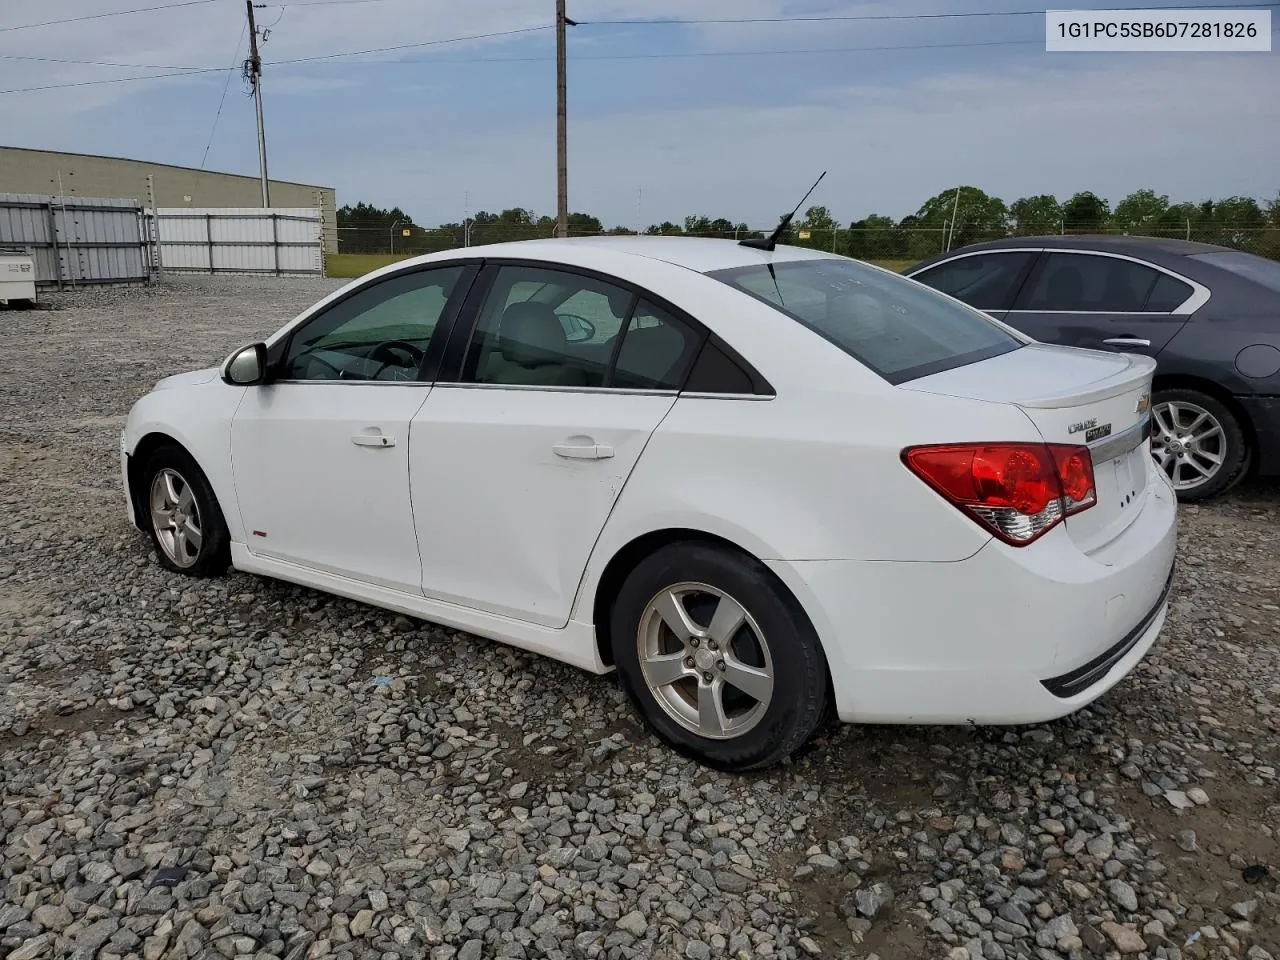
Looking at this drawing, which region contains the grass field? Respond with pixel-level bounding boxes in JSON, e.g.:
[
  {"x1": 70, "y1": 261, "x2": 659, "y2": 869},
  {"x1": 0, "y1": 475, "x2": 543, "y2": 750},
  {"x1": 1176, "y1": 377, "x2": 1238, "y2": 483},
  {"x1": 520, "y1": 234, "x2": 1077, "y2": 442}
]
[{"x1": 325, "y1": 252, "x2": 914, "y2": 280}]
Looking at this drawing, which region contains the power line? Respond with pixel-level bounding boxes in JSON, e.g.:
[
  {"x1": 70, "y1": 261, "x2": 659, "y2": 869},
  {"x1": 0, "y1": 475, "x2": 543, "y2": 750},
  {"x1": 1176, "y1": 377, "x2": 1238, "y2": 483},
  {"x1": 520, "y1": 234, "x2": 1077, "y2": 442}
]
[
  {"x1": 0, "y1": 54, "x2": 199, "y2": 69},
  {"x1": 268, "y1": 24, "x2": 554, "y2": 64},
  {"x1": 200, "y1": 20, "x2": 248, "y2": 169},
  {"x1": 0, "y1": 0, "x2": 218, "y2": 34},
  {"x1": 581, "y1": 1, "x2": 1279, "y2": 25},
  {"x1": 9, "y1": 22, "x2": 1277, "y2": 93},
  {"x1": 0, "y1": 67, "x2": 231, "y2": 96}
]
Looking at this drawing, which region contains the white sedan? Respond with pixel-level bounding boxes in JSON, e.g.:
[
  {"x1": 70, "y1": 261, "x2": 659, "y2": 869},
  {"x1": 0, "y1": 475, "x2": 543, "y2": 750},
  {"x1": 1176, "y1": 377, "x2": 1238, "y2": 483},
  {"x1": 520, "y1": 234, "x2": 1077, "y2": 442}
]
[{"x1": 121, "y1": 236, "x2": 1177, "y2": 770}]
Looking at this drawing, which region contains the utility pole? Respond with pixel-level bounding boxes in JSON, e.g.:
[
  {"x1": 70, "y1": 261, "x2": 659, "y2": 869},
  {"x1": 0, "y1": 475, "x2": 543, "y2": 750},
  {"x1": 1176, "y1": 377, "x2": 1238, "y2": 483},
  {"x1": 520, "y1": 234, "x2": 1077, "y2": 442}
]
[
  {"x1": 555, "y1": 0, "x2": 575, "y2": 238},
  {"x1": 246, "y1": 0, "x2": 270, "y2": 207}
]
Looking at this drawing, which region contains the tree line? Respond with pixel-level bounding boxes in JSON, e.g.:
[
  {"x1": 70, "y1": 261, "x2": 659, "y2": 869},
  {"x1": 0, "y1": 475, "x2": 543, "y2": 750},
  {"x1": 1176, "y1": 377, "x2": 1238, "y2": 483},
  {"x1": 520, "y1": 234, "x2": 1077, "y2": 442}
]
[{"x1": 337, "y1": 187, "x2": 1280, "y2": 261}]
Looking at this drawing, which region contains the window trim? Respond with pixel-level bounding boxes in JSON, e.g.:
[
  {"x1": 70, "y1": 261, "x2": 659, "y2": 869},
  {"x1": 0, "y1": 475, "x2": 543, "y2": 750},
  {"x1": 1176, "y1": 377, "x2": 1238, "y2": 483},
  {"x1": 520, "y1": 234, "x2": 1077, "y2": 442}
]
[
  {"x1": 267, "y1": 260, "x2": 483, "y2": 385},
  {"x1": 1004, "y1": 248, "x2": 1209, "y2": 316},
  {"x1": 906, "y1": 248, "x2": 1041, "y2": 312},
  {"x1": 436, "y1": 257, "x2": 776, "y2": 398}
]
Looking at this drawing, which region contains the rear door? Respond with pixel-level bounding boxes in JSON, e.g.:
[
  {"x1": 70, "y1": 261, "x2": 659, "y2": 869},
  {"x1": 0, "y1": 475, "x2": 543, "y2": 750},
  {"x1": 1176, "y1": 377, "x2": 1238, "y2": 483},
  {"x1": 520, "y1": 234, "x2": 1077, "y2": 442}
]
[
  {"x1": 1007, "y1": 250, "x2": 1202, "y2": 357},
  {"x1": 907, "y1": 249, "x2": 1039, "y2": 322},
  {"x1": 408, "y1": 262, "x2": 705, "y2": 628}
]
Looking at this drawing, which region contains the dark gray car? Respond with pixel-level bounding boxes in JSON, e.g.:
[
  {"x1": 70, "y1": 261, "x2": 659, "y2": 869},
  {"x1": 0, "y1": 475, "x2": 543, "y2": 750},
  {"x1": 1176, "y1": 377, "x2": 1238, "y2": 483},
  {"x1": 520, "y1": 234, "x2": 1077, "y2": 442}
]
[{"x1": 907, "y1": 236, "x2": 1280, "y2": 501}]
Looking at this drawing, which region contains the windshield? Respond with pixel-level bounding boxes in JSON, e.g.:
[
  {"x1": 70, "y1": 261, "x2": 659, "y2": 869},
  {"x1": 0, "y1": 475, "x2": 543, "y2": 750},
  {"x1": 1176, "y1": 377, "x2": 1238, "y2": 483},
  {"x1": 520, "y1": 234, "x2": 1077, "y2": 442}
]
[
  {"x1": 707, "y1": 257, "x2": 1024, "y2": 384},
  {"x1": 1190, "y1": 250, "x2": 1280, "y2": 295}
]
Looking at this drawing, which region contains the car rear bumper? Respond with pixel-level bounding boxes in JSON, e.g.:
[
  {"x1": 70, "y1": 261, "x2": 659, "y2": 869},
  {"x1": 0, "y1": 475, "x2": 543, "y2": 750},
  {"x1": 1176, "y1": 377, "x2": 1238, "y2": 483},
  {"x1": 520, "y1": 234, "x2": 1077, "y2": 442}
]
[
  {"x1": 768, "y1": 469, "x2": 1178, "y2": 725},
  {"x1": 1238, "y1": 395, "x2": 1280, "y2": 477}
]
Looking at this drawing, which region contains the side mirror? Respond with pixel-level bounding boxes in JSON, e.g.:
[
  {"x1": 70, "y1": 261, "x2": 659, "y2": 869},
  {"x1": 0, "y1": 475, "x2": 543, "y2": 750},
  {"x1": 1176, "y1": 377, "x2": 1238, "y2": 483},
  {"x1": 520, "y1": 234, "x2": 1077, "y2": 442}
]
[{"x1": 222, "y1": 343, "x2": 269, "y2": 386}]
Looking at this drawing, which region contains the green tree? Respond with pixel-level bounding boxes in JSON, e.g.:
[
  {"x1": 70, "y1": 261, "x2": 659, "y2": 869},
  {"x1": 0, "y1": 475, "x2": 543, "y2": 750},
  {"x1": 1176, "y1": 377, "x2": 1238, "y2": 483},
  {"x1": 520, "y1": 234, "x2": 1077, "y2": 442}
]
[
  {"x1": 1062, "y1": 191, "x2": 1111, "y2": 233},
  {"x1": 911, "y1": 186, "x2": 1009, "y2": 258},
  {"x1": 1203, "y1": 196, "x2": 1265, "y2": 248},
  {"x1": 645, "y1": 221, "x2": 684, "y2": 236},
  {"x1": 847, "y1": 214, "x2": 896, "y2": 259},
  {"x1": 1009, "y1": 195, "x2": 1062, "y2": 236},
  {"x1": 335, "y1": 201, "x2": 417, "y2": 253},
  {"x1": 1112, "y1": 189, "x2": 1169, "y2": 234}
]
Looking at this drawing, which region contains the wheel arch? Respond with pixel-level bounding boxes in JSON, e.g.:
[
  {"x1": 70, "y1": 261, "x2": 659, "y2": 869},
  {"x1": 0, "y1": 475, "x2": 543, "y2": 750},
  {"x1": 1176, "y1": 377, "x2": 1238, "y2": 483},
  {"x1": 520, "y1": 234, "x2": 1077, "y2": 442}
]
[
  {"x1": 127, "y1": 431, "x2": 221, "y2": 532},
  {"x1": 588, "y1": 527, "x2": 823, "y2": 675},
  {"x1": 1151, "y1": 373, "x2": 1258, "y2": 472}
]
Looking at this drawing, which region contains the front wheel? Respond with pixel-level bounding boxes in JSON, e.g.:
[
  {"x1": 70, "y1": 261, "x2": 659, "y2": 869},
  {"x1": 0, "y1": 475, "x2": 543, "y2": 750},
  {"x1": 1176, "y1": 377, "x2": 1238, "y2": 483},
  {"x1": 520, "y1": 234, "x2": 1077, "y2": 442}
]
[
  {"x1": 1150, "y1": 389, "x2": 1248, "y2": 502},
  {"x1": 142, "y1": 445, "x2": 231, "y2": 577},
  {"x1": 611, "y1": 542, "x2": 830, "y2": 771}
]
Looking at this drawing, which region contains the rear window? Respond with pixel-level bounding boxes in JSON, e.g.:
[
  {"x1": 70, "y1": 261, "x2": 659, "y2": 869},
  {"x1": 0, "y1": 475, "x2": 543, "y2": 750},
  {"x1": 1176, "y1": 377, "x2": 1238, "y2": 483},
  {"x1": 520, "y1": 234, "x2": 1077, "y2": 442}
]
[
  {"x1": 707, "y1": 258, "x2": 1023, "y2": 384},
  {"x1": 1190, "y1": 250, "x2": 1280, "y2": 294}
]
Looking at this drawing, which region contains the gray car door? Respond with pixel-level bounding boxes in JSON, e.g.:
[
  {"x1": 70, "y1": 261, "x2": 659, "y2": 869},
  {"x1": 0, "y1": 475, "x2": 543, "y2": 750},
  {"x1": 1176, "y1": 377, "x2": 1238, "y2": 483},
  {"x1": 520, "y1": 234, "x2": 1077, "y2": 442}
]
[{"x1": 1005, "y1": 250, "x2": 1201, "y2": 357}]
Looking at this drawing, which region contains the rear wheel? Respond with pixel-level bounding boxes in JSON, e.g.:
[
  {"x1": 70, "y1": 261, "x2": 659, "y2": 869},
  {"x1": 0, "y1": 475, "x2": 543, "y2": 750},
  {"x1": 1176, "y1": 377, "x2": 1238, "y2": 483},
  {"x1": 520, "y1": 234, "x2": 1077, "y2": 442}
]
[
  {"x1": 611, "y1": 542, "x2": 829, "y2": 771},
  {"x1": 1150, "y1": 388, "x2": 1248, "y2": 502},
  {"x1": 142, "y1": 445, "x2": 231, "y2": 577}
]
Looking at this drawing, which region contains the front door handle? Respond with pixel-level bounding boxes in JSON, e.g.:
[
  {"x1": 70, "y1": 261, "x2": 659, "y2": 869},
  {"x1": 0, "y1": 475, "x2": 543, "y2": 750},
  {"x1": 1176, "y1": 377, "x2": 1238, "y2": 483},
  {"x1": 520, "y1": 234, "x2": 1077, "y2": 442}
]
[
  {"x1": 351, "y1": 431, "x2": 395, "y2": 448},
  {"x1": 1103, "y1": 337, "x2": 1152, "y2": 348},
  {"x1": 553, "y1": 437, "x2": 615, "y2": 460}
]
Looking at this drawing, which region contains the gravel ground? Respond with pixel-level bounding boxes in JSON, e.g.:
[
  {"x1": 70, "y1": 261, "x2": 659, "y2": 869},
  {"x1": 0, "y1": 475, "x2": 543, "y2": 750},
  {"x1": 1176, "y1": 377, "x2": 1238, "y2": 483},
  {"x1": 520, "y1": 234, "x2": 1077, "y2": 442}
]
[{"x1": 2, "y1": 274, "x2": 1278, "y2": 960}]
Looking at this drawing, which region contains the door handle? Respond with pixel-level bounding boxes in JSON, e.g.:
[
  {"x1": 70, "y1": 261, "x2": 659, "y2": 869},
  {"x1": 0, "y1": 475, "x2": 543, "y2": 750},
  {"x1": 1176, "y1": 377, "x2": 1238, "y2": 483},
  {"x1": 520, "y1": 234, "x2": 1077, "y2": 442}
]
[
  {"x1": 1103, "y1": 337, "x2": 1152, "y2": 348},
  {"x1": 351, "y1": 432, "x2": 395, "y2": 448},
  {"x1": 552, "y1": 438, "x2": 615, "y2": 460}
]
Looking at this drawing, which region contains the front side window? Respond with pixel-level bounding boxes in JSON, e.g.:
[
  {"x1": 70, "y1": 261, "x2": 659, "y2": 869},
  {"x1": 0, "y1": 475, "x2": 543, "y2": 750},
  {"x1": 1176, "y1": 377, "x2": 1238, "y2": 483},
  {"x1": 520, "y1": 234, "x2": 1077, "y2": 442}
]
[
  {"x1": 708, "y1": 257, "x2": 1023, "y2": 384},
  {"x1": 284, "y1": 266, "x2": 464, "y2": 381},
  {"x1": 912, "y1": 251, "x2": 1036, "y2": 310},
  {"x1": 1018, "y1": 253, "x2": 1191, "y2": 313}
]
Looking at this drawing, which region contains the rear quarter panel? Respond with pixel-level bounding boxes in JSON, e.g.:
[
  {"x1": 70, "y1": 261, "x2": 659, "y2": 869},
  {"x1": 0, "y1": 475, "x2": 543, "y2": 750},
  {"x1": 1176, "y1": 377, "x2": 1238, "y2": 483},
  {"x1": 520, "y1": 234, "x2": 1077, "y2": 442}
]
[{"x1": 572, "y1": 383, "x2": 1045, "y2": 627}]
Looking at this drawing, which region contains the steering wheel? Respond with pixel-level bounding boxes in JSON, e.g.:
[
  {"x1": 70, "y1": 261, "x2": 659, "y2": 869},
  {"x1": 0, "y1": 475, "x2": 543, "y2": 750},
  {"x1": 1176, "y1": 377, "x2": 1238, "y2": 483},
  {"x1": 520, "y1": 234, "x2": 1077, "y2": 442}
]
[
  {"x1": 557, "y1": 313, "x2": 597, "y2": 343},
  {"x1": 367, "y1": 339, "x2": 426, "y2": 380}
]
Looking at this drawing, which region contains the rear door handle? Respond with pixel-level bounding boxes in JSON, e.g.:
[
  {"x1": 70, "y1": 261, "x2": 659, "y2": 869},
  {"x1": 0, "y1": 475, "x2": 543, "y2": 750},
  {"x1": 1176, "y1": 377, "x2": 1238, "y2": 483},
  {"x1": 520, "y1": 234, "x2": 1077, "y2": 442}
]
[
  {"x1": 553, "y1": 437, "x2": 614, "y2": 460},
  {"x1": 351, "y1": 432, "x2": 395, "y2": 448},
  {"x1": 1103, "y1": 337, "x2": 1152, "y2": 348}
]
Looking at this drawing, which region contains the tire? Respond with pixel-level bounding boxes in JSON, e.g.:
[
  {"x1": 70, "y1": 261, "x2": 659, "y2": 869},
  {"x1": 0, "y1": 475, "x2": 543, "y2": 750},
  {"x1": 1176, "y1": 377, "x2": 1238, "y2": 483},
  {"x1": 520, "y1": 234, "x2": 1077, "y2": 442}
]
[
  {"x1": 1150, "y1": 388, "x2": 1248, "y2": 502},
  {"x1": 141, "y1": 444, "x2": 231, "y2": 577},
  {"x1": 610, "y1": 541, "x2": 829, "y2": 771}
]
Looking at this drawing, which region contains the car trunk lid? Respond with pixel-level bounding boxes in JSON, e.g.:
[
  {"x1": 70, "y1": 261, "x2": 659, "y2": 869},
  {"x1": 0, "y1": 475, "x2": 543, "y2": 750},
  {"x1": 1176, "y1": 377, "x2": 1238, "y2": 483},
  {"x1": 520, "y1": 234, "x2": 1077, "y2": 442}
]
[{"x1": 901, "y1": 343, "x2": 1154, "y2": 553}]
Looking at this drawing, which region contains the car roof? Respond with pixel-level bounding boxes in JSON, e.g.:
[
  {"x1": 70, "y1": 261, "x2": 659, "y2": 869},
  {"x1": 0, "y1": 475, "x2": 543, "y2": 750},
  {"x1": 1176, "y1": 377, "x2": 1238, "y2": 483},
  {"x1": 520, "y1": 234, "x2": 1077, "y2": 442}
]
[
  {"x1": 397, "y1": 235, "x2": 840, "y2": 275},
  {"x1": 936, "y1": 234, "x2": 1234, "y2": 258}
]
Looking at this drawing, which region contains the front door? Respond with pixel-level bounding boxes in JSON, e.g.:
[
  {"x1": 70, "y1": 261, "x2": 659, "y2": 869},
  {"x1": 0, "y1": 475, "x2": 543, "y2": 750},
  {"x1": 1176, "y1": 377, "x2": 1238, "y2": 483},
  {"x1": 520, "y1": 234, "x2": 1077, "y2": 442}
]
[
  {"x1": 410, "y1": 263, "x2": 704, "y2": 627},
  {"x1": 1006, "y1": 250, "x2": 1196, "y2": 357},
  {"x1": 231, "y1": 264, "x2": 471, "y2": 592}
]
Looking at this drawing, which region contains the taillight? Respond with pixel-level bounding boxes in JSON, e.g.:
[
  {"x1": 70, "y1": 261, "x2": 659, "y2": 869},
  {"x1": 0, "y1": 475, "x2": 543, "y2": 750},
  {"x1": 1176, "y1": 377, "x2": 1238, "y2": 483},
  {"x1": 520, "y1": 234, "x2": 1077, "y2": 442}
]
[{"x1": 902, "y1": 442, "x2": 1096, "y2": 546}]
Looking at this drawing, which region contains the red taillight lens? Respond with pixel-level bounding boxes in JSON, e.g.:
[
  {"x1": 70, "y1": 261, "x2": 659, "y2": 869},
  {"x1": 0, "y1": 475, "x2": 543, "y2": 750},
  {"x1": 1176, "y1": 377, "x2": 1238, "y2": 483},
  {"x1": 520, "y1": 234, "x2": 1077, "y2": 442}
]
[{"x1": 903, "y1": 442, "x2": 1096, "y2": 546}]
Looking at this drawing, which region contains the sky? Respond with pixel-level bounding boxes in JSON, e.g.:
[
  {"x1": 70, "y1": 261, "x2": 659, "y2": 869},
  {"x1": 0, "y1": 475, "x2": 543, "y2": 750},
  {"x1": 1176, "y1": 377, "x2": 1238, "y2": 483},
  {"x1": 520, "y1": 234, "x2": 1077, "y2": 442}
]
[{"x1": 1, "y1": 0, "x2": 1278, "y2": 229}]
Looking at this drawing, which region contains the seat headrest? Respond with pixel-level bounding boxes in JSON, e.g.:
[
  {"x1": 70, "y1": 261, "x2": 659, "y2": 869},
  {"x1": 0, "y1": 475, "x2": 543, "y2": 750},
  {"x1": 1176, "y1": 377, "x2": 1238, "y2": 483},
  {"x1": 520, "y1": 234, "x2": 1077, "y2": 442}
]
[{"x1": 499, "y1": 301, "x2": 568, "y2": 367}]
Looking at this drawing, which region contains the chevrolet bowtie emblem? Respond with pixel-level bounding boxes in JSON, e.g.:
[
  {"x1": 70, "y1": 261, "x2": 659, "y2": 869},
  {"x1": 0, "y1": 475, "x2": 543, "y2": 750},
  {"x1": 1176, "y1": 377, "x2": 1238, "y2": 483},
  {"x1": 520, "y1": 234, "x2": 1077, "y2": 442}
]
[{"x1": 1135, "y1": 393, "x2": 1151, "y2": 414}]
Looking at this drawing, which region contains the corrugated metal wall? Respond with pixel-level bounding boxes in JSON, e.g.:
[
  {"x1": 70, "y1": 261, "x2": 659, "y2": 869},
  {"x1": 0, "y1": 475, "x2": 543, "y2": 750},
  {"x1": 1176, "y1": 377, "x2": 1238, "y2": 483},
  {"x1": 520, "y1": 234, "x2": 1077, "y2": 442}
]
[
  {"x1": 0, "y1": 193, "x2": 149, "y2": 287},
  {"x1": 154, "y1": 208, "x2": 324, "y2": 275}
]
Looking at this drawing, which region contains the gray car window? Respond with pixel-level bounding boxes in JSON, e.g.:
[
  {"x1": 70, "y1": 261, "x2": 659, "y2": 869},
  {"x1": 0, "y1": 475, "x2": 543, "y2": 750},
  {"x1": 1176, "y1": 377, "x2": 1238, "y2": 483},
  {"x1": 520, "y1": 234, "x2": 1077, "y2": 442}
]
[
  {"x1": 911, "y1": 252, "x2": 1036, "y2": 310},
  {"x1": 1020, "y1": 253, "x2": 1187, "y2": 313}
]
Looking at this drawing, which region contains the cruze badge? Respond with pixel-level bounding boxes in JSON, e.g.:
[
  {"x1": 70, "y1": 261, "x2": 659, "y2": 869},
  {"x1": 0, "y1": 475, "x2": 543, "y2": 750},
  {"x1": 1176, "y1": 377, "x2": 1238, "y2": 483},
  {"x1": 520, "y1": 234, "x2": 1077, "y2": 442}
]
[{"x1": 1068, "y1": 418, "x2": 1097, "y2": 434}]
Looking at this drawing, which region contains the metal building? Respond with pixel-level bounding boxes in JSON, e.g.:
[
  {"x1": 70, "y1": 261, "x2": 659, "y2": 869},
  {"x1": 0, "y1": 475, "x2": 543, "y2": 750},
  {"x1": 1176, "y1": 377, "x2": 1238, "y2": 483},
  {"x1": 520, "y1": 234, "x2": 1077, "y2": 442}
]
[{"x1": 0, "y1": 146, "x2": 338, "y2": 253}]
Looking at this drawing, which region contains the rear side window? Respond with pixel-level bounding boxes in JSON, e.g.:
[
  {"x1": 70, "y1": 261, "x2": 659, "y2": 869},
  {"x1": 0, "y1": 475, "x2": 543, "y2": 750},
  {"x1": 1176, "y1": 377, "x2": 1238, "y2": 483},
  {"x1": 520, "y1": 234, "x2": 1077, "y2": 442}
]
[
  {"x1": 1018, "y1": 252, "x2": 1190, "y2": 312},
  {"x1": 611, "y1": 300, "x2": 701, "y2": 390},
  {"x1": 911, "y1": 251, "x2": 1036, "y2": 310},
  {"x1": 707, "y1": 258, "x2": 1023, "y2": 385}
]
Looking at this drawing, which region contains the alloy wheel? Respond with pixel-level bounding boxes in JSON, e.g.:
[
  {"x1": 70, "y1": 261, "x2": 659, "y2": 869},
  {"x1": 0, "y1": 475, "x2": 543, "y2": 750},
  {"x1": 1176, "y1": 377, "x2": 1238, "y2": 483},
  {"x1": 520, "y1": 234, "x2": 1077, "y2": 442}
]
[
  {"x1": 635, "y1": 581, "x2": 774, "y2": 740},
  {"x1": 1151, "y1": 400, "x2": 1226, "y2": 492},
  {"x1": 149, "y1": 467, "x2": 203, "y2": 568}
]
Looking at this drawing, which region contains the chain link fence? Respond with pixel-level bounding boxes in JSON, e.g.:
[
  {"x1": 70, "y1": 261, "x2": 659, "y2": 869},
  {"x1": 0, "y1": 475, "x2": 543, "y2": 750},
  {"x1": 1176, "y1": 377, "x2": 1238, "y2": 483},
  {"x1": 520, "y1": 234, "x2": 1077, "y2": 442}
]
[{"x1": 336, "y1": 222, "x2": 1280, "y2": 263}]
